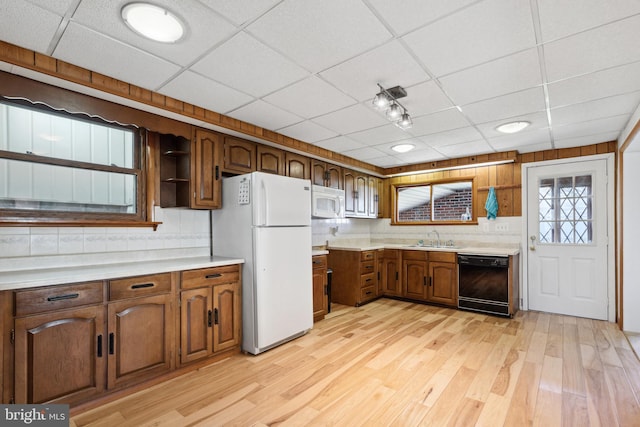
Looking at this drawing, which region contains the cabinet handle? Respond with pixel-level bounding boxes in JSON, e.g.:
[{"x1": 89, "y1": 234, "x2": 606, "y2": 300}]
[
  {"x1": 131, "y1": 283, "x2": 154, "y2": 290},
  {"x1": 214, "y1": 308, "x2": 219, "y2": 325},
  {"x1": 215, "y1": 165, "x2": 220, "y2": 180},
  {"x1": 206, "y1": 273, "x2": 222, "y2": 279},
  {"x1": 313, "y1": 260, "x2": 322, "y2": 265},
  {"x1": 108, "y1": 333, "x2": 114, "y2": 355},
  {"x1": 365, "y1": 291, "x2": 373, "y2": 295},
  {"x1": 365, "y1": 278, "x2": 372, "y2": 283},
  {"x1": 395, "y1": 272, "x2": 399, "y2": 281},
  {"x1": 47, "y1": 293, "x2": 79, "y2": 302},
  {"x1": 429, "y1": 277, "x2": 432, "y2": 287},
  {"x1": 97, "y1": 335, "x2": 103, "y2": 358},
  {"x1": 207, "y1": 310, "x2": 213, "y2": 327}
]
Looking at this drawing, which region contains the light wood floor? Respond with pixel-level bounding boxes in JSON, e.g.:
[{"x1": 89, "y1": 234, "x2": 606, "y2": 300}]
[{"x1": 71, "y1": 299, "x2": 640, "y2": 426}]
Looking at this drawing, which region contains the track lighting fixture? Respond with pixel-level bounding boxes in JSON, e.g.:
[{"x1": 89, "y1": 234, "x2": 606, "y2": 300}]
[{"x1": 373, "y1": 84, "x2": 412, "y2": 130}]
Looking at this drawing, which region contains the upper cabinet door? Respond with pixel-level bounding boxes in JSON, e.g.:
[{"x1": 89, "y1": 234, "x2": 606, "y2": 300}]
[
  {"x1": 192, "y1": 129, "x2": 222, "y2": 209},
  {"x1": 223, "y1": 136, "x2": 256, "y2": 174},
  {"x1": 257, "y1": 145, "x2": 284, "y2": 175},
  {"x1": 311, "y1": 160, "x2": 328, "y2": 186},
  {"x1": 285, "y1": 152, "x2": 311, "y2": 180},
  {"x1": 326, "y1": 164, "x2": 343, "y2": 189}
]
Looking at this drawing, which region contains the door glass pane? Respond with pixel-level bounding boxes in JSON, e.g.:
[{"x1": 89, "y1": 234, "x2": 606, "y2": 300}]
[{"x1": 538, "y1": 175, "x2": 593, "y2": 244}]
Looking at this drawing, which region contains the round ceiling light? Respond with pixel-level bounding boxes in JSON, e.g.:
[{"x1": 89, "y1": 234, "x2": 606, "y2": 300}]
[
  {"x1": 122, "y1": 3, "x2": 185, "y2": 43},
  {"x1": 496, "y1": 121, "x2": 530, "y2": 134},
  {"x1": 391, "y1": 143, "x2": 415, "y2": 153}
]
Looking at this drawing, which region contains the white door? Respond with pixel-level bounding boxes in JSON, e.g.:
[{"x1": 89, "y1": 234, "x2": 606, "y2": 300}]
[{"x1": 526, "y1": 158, "x2": 609, "y2": 320}]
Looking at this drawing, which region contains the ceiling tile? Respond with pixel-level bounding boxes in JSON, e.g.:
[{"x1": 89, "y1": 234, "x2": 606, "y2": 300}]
[
  {"x1": 537, "y1": 0, "x2": 640, "y2": 42},
  {"x1": 512, "y1": 142, "x2": 554, "y2": 153},
  {"x1": 554, "y1": 131, "x2": 620, "y2": 149},
  {"x1": 159, "y1": 70, "x2": 254, "y2": 114},
  {"x1": 28, "y1": 0, "x2": 77, "y2": 14},
  {"x1": 436, "y1": 139, "x2": 495, "y2": 157},
  {"x1": 401, "y1": 0, "x2": 536, "y2": 76},
  {"x1": 402, "y1": 81, "x2": 454, "y2": 117},
  {"x1": 551, "y1": 92, "x2": 640, "y2": 127},
  {"x1": 418, "y1": 127, "x2": 485, "y2": 148},
  {"x1": 198, "y1": 0, "x2": 282, "y2": 26},
  {"x1": 263, "y1": 76, "x2": 356, "y2": 119},
  {"x1": 347, "y1": 123, "x2": 412, "y2": 146},
  {"x1": 409, "y1": 108, "x2": 471, "y2": 137},
  {"x1": 72, "y1": 0, "x2": 237, "y2": 66},
  {"x1": 227, "y1": 100, "x2": 303, "y2": 131},
  {"x1": 313, "y1": 136, "x2": 366, "y2": 152},
  {"x1": 544, "y1": 15, "x2": 640, "y2": 82},
  {"x1": 393, "y1": 147, "x2": 447, "y2": 163},
  {"x1": 313, "y1": 104, "x2": 389, "y2": 135},
  {"x1": 488, "y1": 127, "x2": 552, "y2": 151},
  {"x1": 319, "y1": 40, "x2": 429, "y2": 102},
  {"x1": 342, "y1": 146, "x2": 388, "y2": 161},
  {"x1": 0, "y1": 0, "x2": 63, "y2": 53},
  {"x1": 462, "y1": 87, "x2": 546, "y2": 124},
  {"x1": 191, "y1": 32, "x2": 309, "y2": 98},
  {"x1": 476, "y1": 112, "x2": 550, "y2": 139},
  {"x1": 439, "y1": 48, "x2": 542, "y2": 106},
  {"x1": 366, "y1": 156, "x2": 406, "y2": 167},
  {"x1": 367, "y1": 0, "x2": 482, "y2": 35},
  {"x1": 54, "y1": 23, "x2": 182, "y2": 89},
  {"x1": 246, "y1": 0, "x2": 392, "y2": 72},
  {"x1": 552, "y1": 114, "x2": 629, "y2": 140},
  {"x1": 277, "y1": 120, "x2": 337, "y2": 143},
  {"x1": 547, "y1": 61, "x2": 640, "y2": 108}
]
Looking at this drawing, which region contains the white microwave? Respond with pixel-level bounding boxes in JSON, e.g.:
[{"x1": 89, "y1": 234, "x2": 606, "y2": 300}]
[{"x1": 311, "y1": 185, "x2": 345, "y2": 219}]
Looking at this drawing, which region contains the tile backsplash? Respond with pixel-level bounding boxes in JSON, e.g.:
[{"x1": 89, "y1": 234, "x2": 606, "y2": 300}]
[
  {"x1": 313, "y1": 216, "x2": 522, "y2": 248},
  {"x1": 0, "y1": 207, "x2": 211, "y2": 271}
]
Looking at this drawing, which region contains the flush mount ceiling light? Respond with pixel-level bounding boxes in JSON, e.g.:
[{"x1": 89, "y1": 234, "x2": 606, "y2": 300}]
[
  {"x1": 496, "y1": 121, "x2": 530, "y2": 134},
  {"x1": 122, "y1": 3, "x2": 185, "y2": 43},
  {"x1": 373, "y1": 84, "x2": 412, "y2": 130},
  {"x1": 391, "y1": 143, "x2": 415, "y2": 153}
]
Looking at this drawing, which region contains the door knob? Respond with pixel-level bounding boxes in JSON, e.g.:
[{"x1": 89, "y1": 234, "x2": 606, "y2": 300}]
[{"x1": 529, "y1": 235, "x2": 536, "y2": 251}]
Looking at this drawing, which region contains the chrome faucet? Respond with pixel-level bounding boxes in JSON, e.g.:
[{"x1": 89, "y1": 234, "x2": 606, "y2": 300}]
[{"x1": 428, "y1": 229, "x2": 440, "y2": 248}]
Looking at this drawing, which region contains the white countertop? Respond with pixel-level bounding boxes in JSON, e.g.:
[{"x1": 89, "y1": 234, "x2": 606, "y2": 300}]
[
  {"x1": 312, "y1": 249, "x2": 329, "y2": 256},
  {"x1": 0, "y1": 256, "x2": 245, "y2": 291},
  {"x1": 328, "y1": 243, "x2": 519, "y2": 257}
]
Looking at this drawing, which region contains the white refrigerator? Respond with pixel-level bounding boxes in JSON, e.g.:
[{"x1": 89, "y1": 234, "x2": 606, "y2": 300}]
[{"x1": 212, "y1": 172, "x2": 313, "y2": 355}]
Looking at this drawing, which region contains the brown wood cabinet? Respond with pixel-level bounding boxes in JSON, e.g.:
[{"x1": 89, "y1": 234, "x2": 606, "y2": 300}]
[
  {"x1": 328, "y1": 249, "x2": 378, "y2": 307},
  {"x1": 223, "y1": 136, "x2": 256, "y2": 174},
  {"x1": 179, "y1": 265, "x2": 241, "y2": 365},
  {"x1": 285, "y1": 152, "x2": 311, "y2": 180},
  {"x1": 381, "y1": 249, "x2": 401, "y2": 296},
  {"x1": 312, "y1": 255, "x2": 328, "y2": 322},
  {"x1": 192, "y1": 129, "x2": 222, "y2": 209},
  {"x1": 368, "y1": 176, "x2": 381, "y2": 218},
  {"x1": 403, "y1": 251, "x2": 429, "y2": 301},
  {"x1": 312, "y1": 160, "x2": 342, "y2": 189},
  {"x1": 399, "y1": 250, "x2": 458, "y2": 307},
  {"x1": 257, "y1": 145, "x2": 285, "y2": 175},
  {"x1": 14, "y1": 304, "x2": 105, "y2": 405},
  {"x1": 344, "y1": 169, "x2": 380, "y2": 218},
  {"x1": 157, "y1": 133, "x2": 191, "y2": 208}
]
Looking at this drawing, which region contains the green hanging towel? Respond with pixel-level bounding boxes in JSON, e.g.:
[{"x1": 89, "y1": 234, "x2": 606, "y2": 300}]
[{"x1": 485, "y1": 187, "x2": 498, "y2": 219}]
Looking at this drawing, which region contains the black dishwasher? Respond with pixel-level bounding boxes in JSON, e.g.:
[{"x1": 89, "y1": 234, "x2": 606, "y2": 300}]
[{"x1": 458, "y1": 254, "x2": 510, "y2": 317}]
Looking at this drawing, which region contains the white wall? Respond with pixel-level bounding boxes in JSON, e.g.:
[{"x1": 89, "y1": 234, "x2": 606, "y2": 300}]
[
  {"x1": 0, "y1": 206, "x2": 211, "y2": 272},
  {"x1": 622, "y1": 151, "x2": 640, "y2": 332}
]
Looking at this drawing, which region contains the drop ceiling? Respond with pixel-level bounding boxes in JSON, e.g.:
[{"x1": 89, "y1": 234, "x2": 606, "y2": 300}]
[{"x1": 1, "y1": 0, "x2": 640, "y2": 169}]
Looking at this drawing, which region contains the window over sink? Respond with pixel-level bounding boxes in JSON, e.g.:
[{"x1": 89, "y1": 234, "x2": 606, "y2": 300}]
[
  {"x1": 0, "y1": 99, "x2": 147, "y2": 226},
  {"x1": 392, "y1": 178, "x2": 476, "y2": 225}
]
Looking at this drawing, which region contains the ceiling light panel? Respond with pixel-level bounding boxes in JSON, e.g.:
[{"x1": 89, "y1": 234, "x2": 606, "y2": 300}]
[{"x1": 122, "y1": 3, "x2": 185, "y2": 43}]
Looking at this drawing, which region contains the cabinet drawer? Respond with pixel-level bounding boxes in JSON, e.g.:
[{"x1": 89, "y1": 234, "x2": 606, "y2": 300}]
[
  {"x1": 360, "y1": 251, "x2": 375, "y2": 261},
  {"x1": 109, "y1": 273, "x2": 172, "y2": 301},
  {"x1": 360, "y1": 273, "x2": 376, "y2": 288},
  {"x1": 402, "y1": 250, "x2": 429, "y2": 261},
  {"x1": 360, "y1": 260, "x2": 375, "y2": 274},
  {"x1": 360, "y1": 285, "x2": 376, "y2": 301},
  {"x1": 181, "y1": 265, "x2": 240, "y2": 289},
  {"x1": 429, "y1": 251, "x2": 457, "y2": 263},
  {"x1": 312, "y1": 255, "x2": 327, "y2": 269},
  {"x1": 15, "y1": 281, "x2": 104, "y2": 316}
]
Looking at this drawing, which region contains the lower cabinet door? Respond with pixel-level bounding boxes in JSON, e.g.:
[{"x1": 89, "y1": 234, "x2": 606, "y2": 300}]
[
  {"x1": 14, "y1": 305, "x2": 106, "y2": 405},
  {"x1": 428, "y1": 262, "x2": 458, "y2": 306},
  {"x1": 180, "y1": 287, "x2": 213, "y2": 364},
  {"x1": 212, "y1": 283, "x2": 241, "y2": 353},
  {"x1": 107, "y1": 294, "x2": 173, "y2": 389}
]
